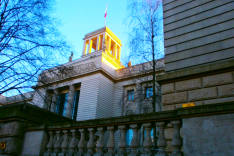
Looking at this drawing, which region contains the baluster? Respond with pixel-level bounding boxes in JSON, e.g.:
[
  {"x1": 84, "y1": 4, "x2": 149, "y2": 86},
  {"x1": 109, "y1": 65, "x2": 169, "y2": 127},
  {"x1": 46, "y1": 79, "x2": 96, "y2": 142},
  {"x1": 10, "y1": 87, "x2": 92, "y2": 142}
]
[
  {"x1": 171, "y1": 121, "x2": 182, "y2": 156},
  {"x1": 96, "y1": 127, "x2": 106, "y2": 155},
  {"x1": 77, "y1": 129, "x2": 86, "y2": 156},
  {"x1": 52, "y1": 131, "x2": 62, "y2": 155},
  {"x1": 68, "y1": 129, "x2": 78, "y2": 156},
  {"x1": 118, "y1": 125, "x2": 127, "y2": 155},
  {"x1": 156, "y1": 122, "x2": 168, "y2": 156},
  {"x1": 130, "y1": 124, "x2": 140, "y2": 156},
  {"x1": 143, "y1": 123, "x2": 153, "y2": 155},
  {"x1": 106, "y1": 126, "x2": 117, "y2": 155},
  {"x1": 44, "y1": 131, "x2": 55, "y2": 156},
  {"x1": 60, "y1": 130, "x2": 69, "y2": 155},
  {"x1": 87, "y1": 128, "x2": 96, "y2": 155}
]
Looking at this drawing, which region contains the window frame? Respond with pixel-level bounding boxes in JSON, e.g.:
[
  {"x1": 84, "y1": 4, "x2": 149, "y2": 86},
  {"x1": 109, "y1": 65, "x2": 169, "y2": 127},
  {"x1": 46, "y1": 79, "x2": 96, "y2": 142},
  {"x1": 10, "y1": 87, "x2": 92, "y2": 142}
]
[
  {"x1": 71, "y1": 90, "x2": 80, "y2": 120},
  {"x1": 127, "y1": 90, "x2": 134, "y2": 101},
  {"x1": 55, "y1": 93, "x2": 68, "y2": 116},
  {"x1": 145, "y1": 86, "x2": 153, "y2": 98}
]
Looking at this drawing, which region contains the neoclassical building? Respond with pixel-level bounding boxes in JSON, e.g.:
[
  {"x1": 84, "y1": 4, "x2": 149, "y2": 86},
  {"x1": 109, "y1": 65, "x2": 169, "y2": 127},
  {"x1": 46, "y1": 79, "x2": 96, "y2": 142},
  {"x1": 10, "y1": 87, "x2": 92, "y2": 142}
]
[
  {"x1": 0, "y1": 26, "x2": 164, "y2": 121},
  {"x1": 0, "y1": 1, "x2": 234, "y2": 155}
]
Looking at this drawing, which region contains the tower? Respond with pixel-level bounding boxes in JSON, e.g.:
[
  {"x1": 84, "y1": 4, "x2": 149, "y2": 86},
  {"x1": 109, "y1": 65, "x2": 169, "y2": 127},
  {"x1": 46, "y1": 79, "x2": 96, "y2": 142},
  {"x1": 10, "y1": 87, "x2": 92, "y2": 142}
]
[{"x1": 82, "y1": 26, "x2": 124, "y2": 69}]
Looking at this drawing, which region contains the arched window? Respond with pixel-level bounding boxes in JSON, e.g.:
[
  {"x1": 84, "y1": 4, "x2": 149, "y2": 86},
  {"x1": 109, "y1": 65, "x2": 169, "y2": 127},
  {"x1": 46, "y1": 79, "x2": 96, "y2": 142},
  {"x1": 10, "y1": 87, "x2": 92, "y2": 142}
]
[{"x1": 125, "y1": 110, "x2": 134, "y2": 116}]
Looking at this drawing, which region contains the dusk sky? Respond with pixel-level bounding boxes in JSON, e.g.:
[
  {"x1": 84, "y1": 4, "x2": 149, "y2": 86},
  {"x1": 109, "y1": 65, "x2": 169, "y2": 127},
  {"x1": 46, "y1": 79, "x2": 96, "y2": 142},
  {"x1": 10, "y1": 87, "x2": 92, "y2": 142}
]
[{"x1": 53, "y1": 0, "x2": 129, "y2": 63}]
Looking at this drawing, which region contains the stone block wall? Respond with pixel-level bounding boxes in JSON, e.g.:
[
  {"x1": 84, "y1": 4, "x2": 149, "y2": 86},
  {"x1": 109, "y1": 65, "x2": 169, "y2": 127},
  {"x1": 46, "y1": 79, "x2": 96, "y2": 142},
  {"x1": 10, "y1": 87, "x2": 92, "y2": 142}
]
[
  {"x1": 0, "y1": 121, "x2": 24, "y2": 155},
  {"x1": 163, "y1": 0, "x2": 234, "y2": 72},
  {"x1": 161, "y1": 72, "x2": 234, "y2": 111},
  {"x1": 183, "y1": 113, "x2": 234, "y2": 155}
]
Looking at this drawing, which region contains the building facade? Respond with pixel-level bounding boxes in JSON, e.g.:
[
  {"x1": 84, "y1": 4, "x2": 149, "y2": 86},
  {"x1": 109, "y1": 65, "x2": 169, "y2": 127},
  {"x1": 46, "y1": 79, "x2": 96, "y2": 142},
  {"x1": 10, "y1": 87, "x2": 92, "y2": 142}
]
[
  {"x1": 0, "y1": 1, "x2": 234, "y2": 155},
  {"x1": 0, "y1": 26, "x2": 163, "y2": 121}
]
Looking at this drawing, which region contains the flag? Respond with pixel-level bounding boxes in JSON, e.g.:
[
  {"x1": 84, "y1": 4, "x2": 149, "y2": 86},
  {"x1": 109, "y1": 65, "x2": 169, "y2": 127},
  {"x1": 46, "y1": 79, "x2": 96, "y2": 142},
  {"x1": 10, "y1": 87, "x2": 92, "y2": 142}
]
[{"x1": 104, "y1": 4, "x2": 108, "y2": 18}]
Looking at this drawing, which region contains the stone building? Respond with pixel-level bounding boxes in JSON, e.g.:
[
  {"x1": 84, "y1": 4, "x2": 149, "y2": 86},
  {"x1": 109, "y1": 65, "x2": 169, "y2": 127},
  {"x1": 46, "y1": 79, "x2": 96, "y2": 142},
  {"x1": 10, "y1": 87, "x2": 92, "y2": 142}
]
[
  {"x1": 0, "y1": 0, "x2": 234, "y2": 155},
  {"x1": 0, "y1": 26, "x2": 164, "y2": 119}
]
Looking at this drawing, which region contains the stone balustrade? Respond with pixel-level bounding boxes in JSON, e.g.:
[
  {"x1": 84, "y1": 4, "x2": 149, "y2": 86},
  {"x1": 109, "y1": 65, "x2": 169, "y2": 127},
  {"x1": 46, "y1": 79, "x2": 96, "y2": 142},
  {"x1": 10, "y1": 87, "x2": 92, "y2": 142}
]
[{"x1": 43, "y1": 118, "x2": 182, "y2": 156}]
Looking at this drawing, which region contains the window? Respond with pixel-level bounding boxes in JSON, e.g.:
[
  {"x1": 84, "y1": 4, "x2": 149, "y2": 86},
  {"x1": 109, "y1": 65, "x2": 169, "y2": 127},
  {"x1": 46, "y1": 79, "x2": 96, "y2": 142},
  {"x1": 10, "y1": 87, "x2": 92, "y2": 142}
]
[
  {"x1": 126, "y1": 129, "x2": 133, "y2": 146},
  {"x1": 71, "y1": 90, "x2": 80, "y2": 120},
  {"x1": 55, "y1": 93, "x2": 68, "y2": 116},
  {"x1": 127, "y1": 90, "x2": 134, "y2": 100},
  {"x1": 144, "y1": 129, "x2": 154, "y2": 143},
  {"x1": 145, "y1": 87, "x2": 153, "y2": 98}
]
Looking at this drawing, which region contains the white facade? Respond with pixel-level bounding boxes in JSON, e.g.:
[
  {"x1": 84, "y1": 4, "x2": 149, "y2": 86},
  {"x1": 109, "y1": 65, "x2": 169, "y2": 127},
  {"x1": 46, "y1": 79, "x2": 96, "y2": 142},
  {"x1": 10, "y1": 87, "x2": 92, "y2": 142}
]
[{"x1": 0, "y1": 27, "x2": 164, "y2": 121}]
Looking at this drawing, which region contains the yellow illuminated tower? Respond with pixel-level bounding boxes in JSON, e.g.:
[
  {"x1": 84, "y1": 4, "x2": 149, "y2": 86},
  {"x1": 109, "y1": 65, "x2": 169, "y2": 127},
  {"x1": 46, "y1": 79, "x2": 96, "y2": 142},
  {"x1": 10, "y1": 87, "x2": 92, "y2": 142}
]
[{"x1": 82, "y1": 26, "x2": 124, "y2": 69}]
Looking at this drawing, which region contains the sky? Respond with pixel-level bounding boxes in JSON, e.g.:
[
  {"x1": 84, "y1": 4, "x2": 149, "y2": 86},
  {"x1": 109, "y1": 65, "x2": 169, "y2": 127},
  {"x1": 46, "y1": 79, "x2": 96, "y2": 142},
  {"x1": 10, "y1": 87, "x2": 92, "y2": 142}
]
[
  {"x1": 2, "y1": 0, "x2": 164, "y2": 97},
  {"x1": 53, "y1": 0, "x2": 130, "y2": 63}
]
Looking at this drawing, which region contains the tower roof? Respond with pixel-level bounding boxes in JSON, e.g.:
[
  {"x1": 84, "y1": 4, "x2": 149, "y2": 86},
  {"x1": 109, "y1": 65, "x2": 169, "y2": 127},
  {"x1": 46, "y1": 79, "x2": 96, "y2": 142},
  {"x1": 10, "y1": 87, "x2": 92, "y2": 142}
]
[{"x1": 84, "y1": 26, "x2": 122, "y2": 46}]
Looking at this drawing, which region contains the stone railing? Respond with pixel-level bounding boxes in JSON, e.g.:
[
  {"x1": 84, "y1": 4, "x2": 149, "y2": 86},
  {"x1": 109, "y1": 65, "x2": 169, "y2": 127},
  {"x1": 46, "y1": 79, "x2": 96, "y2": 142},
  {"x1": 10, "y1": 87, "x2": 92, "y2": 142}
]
[{"x1": 41, "y1": 111, "x2": 183, "y2": 156}]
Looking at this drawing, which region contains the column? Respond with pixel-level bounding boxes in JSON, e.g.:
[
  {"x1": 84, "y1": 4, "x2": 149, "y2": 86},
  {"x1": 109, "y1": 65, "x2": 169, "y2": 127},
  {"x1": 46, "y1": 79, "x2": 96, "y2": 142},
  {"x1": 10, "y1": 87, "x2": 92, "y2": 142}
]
[
  {"x1": 43, "y1": 90, "x2": 50, "y2": 110},
  {"x1": 96, "y1": 35, "x2": 100, "y2": 51},
  {"x1": 117, "y1": 46, "x2": 121, "y2": 61},
  {"x1": 60, "y1": 130, "x2": 69, "y2": 155},
  {"x1": 143, "y1": 123, "x2": 153, "y2": 155},
  {"x1": 107, "y1": 36, "x2": 111, "y2": 52},
  {"x1": 96, "y1": 127, "x2": 106, "y2": 155},
  {"x1": 106, "y1": 126, "x2": 116, "y2": 155},
  {"x1": 102, "y1": 33, "x2": 106, "y2": 50},
  {"x1": 82, "y1": 40, "x2": 87, "y2": 55},
  {"x1": 65, "y1": 85, "x2": 75, "y2": 118},
  {"x1": 87, "y1": 128, "x2": 95, "y2": 155},
  {"x1": 130, "y1": 124, "x2": 140, "y2": 155},
  {"x1": 136, "y1": 83, "x2": 142, "y2": 114},
  {"x1": 77, "y1": 129, "x2": 86, "y2": 155},
  {"x1": 45, "y1": 131, "x2": 55, "y2": 155},
  {"x1": 68, "y1": 129, "x2": 77, "y2": 156},
  {"x1": 156, "y1": 122, "x2": 168, "y2": 156},
  {"x1": 88, "y1": 38, "x2": 93, "y2": 54},
  {"x1": 113, "y1": 42, "x2": 117, "y2": 58},
  {"x1": 51, "y1": 89, "x2": 59, "y2": 112},
  {"x1": 171, "y1": 121, "x2": 182, "y2": 156},
  {"x1": 118, "y1": 125, "x2": 127, "y2": 155},
  {"x1": 53, "y1": 131, "x2": 62, "y2": 155}
]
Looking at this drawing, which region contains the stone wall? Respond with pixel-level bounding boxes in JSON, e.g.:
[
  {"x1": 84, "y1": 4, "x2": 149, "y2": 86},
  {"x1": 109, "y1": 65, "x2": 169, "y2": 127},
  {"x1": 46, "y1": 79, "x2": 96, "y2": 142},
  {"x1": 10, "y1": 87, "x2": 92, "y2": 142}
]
[
  {"x1": 163, "y1": 0, "x2": 234, "y2": 72},
  {"x1": 0, "y1": 121, "x2": 24, "y2": 155},
  {"x1": 183, "y1": 113, "x2": 234, "y2": 155},
  {"x1": 161, "y1": 72, "x2": 234, "y2": 111}
]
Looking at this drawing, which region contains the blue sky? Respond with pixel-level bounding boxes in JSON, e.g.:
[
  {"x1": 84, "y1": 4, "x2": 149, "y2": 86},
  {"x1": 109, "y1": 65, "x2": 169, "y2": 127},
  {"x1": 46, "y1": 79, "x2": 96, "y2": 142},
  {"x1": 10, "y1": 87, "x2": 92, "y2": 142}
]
[{"x1": 53, "y1": 0, "x2": 130, "y2": 63}]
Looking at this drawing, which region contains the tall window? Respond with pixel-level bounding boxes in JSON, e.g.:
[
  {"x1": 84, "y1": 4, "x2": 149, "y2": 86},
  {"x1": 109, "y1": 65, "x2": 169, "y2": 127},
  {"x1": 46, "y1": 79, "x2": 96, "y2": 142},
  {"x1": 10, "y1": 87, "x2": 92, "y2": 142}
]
[
  {"x1": 144, "y1": 129, "x2": 154, "y2": 143},
  {"x1": 71, "y1": 90, "x2": 80, "y2": 120},
  {"x1": 126, "y1": 129, "x2": 133, "y2": 146},
  {"x1": 145, "y1": 87, "x2": 153, "y2": 98},
  {"x1": 128, "y1": 90, "x2": 134, "y2": 100},
  {"x1": 55, "y1": 93, "x2": 68, "y2": 116}
]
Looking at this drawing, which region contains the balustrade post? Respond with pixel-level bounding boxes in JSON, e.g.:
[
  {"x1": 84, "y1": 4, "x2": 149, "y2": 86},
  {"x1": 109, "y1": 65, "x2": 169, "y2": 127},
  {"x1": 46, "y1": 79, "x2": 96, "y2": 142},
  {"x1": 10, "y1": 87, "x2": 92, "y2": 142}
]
[
  {"x1": 59, "y1": 130, "x2": 69, "y2": 156},
  {"x1": 44, "y1": 131, "x2": 55, "y2": 156},
  {"x1": 52, "y1": 131, "x2": 62, "y2": 156},
  {"x1": 142, "y1": 123, "x2": 153, "y2": 156},
  {"x1": 87, "y1": 128, "x2": 96, "y2": 155},
  {"x1": 67, "y1": 129, "x2": 77, "y2": 156},
  {"x1": 77, "y1": 129, "x2": 86, "y2": 156},
  {"x1": 106, "y1": 126, "x2": 117, "y2": 156},
  {"x1": 156, "y1": 122, "x2": 168, "y2": 156},
  {"x1": 118, "y1": 125, "x2": 127, "y2": 155},
  {"x1": 96, "y1": 127, "x2": 106, "y2": 155},
  {"x1": 129, "y1": 124, "x2": 140, "y2": 156},
  {"x1": 171, "y1": 121, "x2": 182, "y2": 156}
]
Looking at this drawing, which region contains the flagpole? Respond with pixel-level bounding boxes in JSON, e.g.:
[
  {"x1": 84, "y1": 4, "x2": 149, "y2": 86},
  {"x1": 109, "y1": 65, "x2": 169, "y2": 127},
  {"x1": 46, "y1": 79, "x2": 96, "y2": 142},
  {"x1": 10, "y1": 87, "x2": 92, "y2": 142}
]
[{"x1": 104, "y1": 3, "x2": 108, "y2": 27}]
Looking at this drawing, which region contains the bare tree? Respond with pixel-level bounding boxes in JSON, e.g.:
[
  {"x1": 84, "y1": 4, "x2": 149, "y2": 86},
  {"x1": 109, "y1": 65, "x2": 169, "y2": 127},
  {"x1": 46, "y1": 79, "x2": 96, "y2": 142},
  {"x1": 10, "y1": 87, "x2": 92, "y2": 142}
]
[
  {"x1": 123, "y1": 0, "x2": 164, "y2": 152},
  {"x1": 0, "y1": 0, "x2": 70, "y2": 96},
  {"x1": 125, "y1": 0, "x2": 164, "y2": 112},
  {"x1": 117, "y1": 60, "x2": 164, "y2": 115}
]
